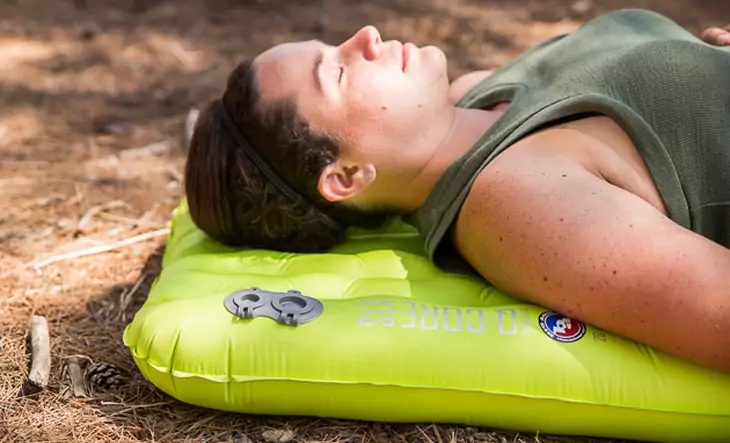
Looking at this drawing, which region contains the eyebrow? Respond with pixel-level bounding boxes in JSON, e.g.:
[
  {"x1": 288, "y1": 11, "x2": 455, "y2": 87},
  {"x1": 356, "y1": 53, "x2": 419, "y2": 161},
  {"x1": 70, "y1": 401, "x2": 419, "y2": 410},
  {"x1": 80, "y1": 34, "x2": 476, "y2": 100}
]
[{"x1": 313, "y1": 50, "x2": 324, "y2": 92}]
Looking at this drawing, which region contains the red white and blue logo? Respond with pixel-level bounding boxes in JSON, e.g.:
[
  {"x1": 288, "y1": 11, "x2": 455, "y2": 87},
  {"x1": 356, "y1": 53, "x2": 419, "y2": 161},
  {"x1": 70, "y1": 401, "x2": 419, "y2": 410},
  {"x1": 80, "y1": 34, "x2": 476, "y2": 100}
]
[{"x1": 538, "y1": 311, "x2": 586, "y2": 343}]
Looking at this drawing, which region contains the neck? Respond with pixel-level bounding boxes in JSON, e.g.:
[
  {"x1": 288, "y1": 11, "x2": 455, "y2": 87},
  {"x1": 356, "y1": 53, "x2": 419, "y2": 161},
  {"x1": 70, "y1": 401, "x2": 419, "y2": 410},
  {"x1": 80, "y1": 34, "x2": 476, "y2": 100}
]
[{"x1": 378, "y1": 106, "x2": 506, "y2": 213}]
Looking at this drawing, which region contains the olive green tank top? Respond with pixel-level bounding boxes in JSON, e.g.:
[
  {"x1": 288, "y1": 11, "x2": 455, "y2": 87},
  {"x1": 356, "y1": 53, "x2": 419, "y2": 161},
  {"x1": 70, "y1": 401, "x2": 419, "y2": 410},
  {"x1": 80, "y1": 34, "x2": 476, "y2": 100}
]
[{"x1": 406, "y1": 9, "x2": 730, "y2": 271}]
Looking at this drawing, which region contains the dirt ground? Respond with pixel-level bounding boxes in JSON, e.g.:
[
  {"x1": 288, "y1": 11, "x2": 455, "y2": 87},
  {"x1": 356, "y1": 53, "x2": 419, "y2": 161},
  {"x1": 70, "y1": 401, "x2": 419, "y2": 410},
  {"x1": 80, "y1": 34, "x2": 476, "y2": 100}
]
[{"x1": 1, "y1": 0, "x2": 729, "y2": 442}]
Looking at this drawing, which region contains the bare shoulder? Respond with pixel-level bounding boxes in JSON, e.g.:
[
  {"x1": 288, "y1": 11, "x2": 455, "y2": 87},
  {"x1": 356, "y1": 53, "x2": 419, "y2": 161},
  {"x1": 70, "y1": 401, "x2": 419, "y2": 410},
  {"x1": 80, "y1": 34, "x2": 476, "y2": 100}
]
[
  {"x1": 450, "y1": 130, "x2": 600, "y2": 293},
  {"x1": 450, "y1": 127, "x2": 730, "y2": 372},
  {"x1": 450, "y1": 125, "x2": 665, "y2": 290},
  {"x1": 449, "y1": 70, "x2": 494, "y2": 105}
]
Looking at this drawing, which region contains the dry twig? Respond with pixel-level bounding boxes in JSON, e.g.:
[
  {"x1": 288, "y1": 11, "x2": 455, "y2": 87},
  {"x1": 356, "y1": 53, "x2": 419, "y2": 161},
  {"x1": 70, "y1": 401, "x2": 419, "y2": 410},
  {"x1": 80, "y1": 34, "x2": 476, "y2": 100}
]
[
  {"x1": 417, "y1": 426, "x2": 435, "y2": 443},
  {"x1": 66, "y1": 357, "x2": 88, "y2": 398},
  {"x1": 28, "y1": 315, "x2": 51, "y2": 389},
  {"x1": 120, "y1": 273, "x2": 147, "y2": 321},
  {"x1": 119, "y1": 141, "x2": 171, "y2": 160},
  {"x1": 105, "y1": 401, "x2": 176, "y2": 417},
  {"x1": 68, "y1": 183, "x2": 85, "y2": 206},
  {"x1": 97, "y1": 211, "x2": 154, "y2": 227},
  {"x1": 77, "y1": 200, "x2": 129, "y2": 231},
  {"x1": 28, "y1": 228, "x2": 170, "y2": 270},
  {"x1": 430, "y1": 424, "x2": 444, "y2": 443},
  {"x1": 167, "y1": 165, "x2": 183, "y2": 183}
]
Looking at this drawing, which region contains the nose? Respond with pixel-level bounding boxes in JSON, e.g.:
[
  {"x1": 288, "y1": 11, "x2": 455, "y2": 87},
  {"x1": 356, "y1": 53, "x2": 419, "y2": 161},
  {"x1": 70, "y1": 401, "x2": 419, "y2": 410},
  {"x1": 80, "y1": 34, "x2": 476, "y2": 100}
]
[{"x1": 338, "y1": 25, "x2": 381, "y2": 62}]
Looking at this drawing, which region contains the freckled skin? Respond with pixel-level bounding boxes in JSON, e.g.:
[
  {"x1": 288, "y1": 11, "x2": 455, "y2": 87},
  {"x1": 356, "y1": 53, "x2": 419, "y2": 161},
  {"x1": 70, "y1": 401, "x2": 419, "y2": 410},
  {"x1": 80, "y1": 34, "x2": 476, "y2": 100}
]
[{"x1": 453, "y1": 119, "x2": 730, "y2": 372}]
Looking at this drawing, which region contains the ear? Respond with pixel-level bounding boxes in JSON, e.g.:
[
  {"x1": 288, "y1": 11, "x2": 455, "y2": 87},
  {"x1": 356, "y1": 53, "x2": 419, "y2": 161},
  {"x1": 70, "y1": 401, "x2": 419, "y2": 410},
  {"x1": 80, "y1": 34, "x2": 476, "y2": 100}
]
[{"x1": 317, "y1": 160, "x2": 377, "y2": 202}]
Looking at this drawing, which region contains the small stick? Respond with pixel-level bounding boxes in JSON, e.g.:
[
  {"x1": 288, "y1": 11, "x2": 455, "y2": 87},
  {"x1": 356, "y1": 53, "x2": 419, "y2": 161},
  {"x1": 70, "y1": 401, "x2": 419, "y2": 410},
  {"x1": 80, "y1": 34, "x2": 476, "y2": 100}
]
[
  {"x1": 170, "y1": 42, "x2": 193, "y2": 69},
  {"x1": 28, "y1": 228, "x2": 170, "y2": 270},
  {"x1": 138, "y1": 203, "x2": 161, "y2": 225},
  {"x1": 67, "y1": 357, "x2": 88, "y2": 398},
  {"x1": 106, "y1": 401, "x2": 176, "y2": 416},
  {"x1": 166, "y1": 165, "x2": 183, "y2": 183},
  {"x1": 119, "y1": 141, "x2": 171, "y2": 160},
  {"x1": 430, "y1": 424, "x2": 444, "y2": 443},
  {"x1": 97, "y1": 211, "x2": 156, "y2": 227},
  {"x1": 120, "y1": 273, "x2": 147, "y2": 321},
  {"x1": 77, "y1": 200, "x2": 128, "y2": 231},
  {"x1": 68, "y1": 184, "x2": 85, "y2": 206},
  {"x1": 60, "y1": 354, "x2": 95, "y2": 364},
  {"x1": 28, "y1": 315, "x2": 51, "y2": 389},
  {"x1": 416, "y1": 426, "x2": 435, "y2": 443}
]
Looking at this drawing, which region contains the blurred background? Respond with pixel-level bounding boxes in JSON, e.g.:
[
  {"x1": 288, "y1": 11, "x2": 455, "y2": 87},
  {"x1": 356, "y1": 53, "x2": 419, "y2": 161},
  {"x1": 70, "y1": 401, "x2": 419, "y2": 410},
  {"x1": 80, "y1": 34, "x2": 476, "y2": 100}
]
[{"x1": 1, "y1": 1, "x2": 728, "y2": 442}]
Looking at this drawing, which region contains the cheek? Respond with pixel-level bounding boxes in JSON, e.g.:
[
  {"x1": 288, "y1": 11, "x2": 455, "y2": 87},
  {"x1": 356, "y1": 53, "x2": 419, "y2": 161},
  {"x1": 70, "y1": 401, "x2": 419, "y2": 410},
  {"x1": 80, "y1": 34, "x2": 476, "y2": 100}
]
[
  {"x1": 338, "y1": 65, "x2": 445, "y2": 142},
  {"x1": 352, "y1": 66, "x2": 406, "y2": 99},
  {"x1": 347, "y1": 74, "x2": 419, "y2": 122}
]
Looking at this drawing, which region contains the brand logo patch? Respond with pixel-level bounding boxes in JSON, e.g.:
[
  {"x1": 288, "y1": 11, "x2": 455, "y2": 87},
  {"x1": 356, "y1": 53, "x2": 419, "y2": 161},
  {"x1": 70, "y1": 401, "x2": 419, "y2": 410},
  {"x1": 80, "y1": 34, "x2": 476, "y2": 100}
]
[{"x1": 538, "y1": 311, "x2": 586, "y2": 343}]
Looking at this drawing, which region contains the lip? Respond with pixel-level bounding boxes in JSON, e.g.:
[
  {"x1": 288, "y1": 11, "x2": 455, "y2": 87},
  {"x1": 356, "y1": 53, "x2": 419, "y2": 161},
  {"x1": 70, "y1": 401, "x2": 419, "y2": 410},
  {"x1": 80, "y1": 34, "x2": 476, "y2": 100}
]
[{"x1": 402, "y1": 42, "x2": 409, "y2": 72}]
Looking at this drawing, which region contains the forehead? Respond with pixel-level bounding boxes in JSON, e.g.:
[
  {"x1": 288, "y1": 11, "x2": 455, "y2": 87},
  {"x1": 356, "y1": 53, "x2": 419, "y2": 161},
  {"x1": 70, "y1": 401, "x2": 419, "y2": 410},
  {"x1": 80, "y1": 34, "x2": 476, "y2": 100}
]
[{"x1": 253, "y1": 40, "x2": 324, "y2": 104}]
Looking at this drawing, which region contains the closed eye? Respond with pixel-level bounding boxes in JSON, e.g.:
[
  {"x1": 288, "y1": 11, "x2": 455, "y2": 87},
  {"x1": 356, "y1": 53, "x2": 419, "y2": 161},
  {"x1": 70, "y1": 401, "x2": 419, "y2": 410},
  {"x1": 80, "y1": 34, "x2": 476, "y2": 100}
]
[{"x1": 338, "y1": 66, "x2": 344, "y2": 84}]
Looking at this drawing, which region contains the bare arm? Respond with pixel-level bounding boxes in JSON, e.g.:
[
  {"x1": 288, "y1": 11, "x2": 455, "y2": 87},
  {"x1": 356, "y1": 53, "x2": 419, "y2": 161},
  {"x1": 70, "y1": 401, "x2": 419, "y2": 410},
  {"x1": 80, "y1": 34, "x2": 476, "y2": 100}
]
[{"x1": 452, "y1": 131, "x2": 730, "y2": 373}]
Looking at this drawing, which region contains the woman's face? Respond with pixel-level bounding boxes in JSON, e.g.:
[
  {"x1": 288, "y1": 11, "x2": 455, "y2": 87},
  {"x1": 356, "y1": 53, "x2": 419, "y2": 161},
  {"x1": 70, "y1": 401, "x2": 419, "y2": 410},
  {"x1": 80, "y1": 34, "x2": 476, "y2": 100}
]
[{"x1": 252, "y1": 25, "x2": 452, "y2": 174}]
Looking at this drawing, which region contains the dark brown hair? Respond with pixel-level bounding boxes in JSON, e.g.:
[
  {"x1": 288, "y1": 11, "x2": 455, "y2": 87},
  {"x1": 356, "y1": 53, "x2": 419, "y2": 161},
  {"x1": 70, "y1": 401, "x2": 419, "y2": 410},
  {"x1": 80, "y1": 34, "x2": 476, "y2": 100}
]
[{"x1": 184, "y1": 59, "x2": 392, "y2": 252}]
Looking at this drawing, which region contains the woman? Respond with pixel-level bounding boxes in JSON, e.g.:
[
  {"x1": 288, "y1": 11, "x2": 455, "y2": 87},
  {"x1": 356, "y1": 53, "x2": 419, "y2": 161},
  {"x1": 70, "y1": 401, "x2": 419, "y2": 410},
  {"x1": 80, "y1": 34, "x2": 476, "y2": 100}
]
[{"x1": 185, "y1": 9, "x2": 730, "y2": 373}]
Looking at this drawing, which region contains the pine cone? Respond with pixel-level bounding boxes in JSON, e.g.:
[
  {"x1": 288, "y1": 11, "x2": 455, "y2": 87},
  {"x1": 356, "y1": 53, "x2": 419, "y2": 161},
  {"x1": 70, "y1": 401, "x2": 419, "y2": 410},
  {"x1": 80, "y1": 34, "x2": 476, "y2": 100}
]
[{"x1": 85, "y1": 362, "x2": 125, "y2": 389}]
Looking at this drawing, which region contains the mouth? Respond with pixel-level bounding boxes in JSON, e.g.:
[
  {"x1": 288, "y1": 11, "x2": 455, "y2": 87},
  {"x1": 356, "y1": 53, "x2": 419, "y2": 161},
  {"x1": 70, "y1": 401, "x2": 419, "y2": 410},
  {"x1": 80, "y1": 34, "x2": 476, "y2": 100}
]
[{"x1": 402, "y1": 43, "x2": 409, "y2": 72}]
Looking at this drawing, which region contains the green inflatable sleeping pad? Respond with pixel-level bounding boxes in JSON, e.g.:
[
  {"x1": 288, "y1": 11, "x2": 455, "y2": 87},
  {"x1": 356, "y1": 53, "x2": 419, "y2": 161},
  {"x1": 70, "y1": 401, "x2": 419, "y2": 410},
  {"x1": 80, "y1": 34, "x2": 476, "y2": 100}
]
[{"x1": 123, "y1": 200, "x2": 730, "y2": 442}]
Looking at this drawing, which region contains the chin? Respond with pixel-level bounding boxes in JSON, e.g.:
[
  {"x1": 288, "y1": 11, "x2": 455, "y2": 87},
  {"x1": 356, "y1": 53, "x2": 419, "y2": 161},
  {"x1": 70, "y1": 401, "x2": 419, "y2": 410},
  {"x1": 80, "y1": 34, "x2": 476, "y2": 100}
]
[{"x1": 421, "y1": 46, "x2": 448, "y2": 76}]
